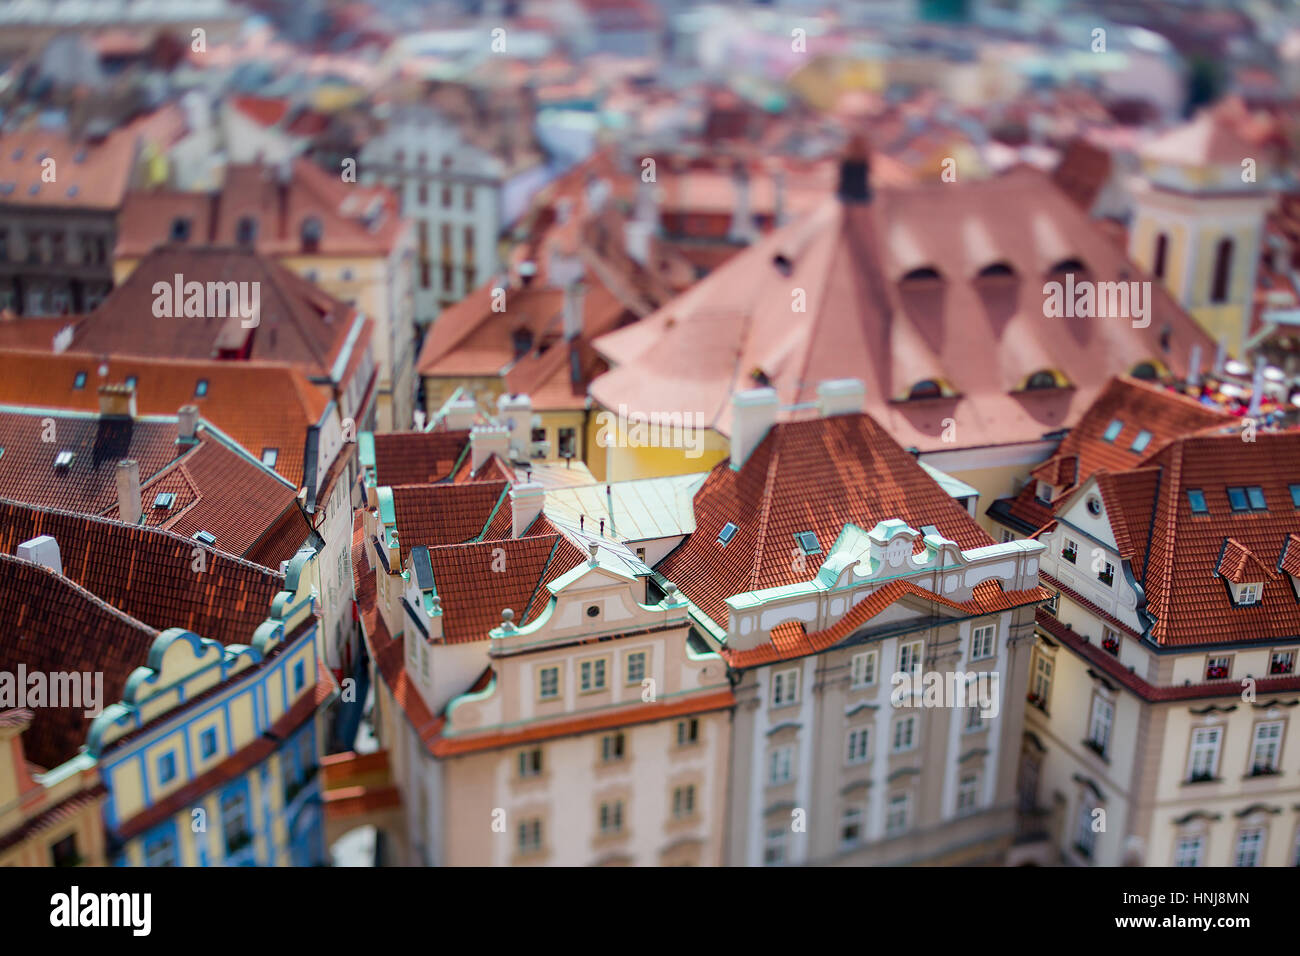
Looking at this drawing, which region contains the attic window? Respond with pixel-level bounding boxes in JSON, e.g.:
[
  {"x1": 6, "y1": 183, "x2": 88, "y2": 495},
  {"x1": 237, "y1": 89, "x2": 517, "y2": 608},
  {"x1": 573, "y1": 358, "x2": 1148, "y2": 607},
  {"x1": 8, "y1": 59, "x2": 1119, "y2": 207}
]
[
  {"x1": 66, "y1": 185, "x2": 79, "y2": 199},
  {"x1": 908, "y1": 380, "x2": 943, "y2": 401},
  {"x1": 1129, "y1": 429, "x2": 1152, "y2": 453},
  {"x1": 1102, "y1": 419, "x2": 1123, "y2": 442},
  {"x1": 300, "y1": 216, "x2": 323, "y2": 253},
  {"x1": 169, "y1": 217, "x2": 191, "y2": 242},
  {"x1": 73, "y1": 371, "x2": 87, "y2": 389},
  {"x1": 794, "y1": 531, "x2": 821, "y2": 555},
  {"x1": 1290, "y1": 484, "x2": 1300, "y2": 508},
  {"x1": 261, "y1": 448, "x2": 278, "y2": 468},
  {"x1": 512, "y1": 327, "x2": 534, "y2": 357},
  {"x1": 772, "y1": 253, "x2": 794, "y2": 276},
  {"x1": 901, "y1": 266, "x2": 942, "y2": 283},
  {"x1": 1130, "y1": 362, "x2": 1159, "y2": 381},
  {"x1": 1237, "y1": 583, "x2": 1262, "y2": 606},
  {"x1": 718, "y1": 522, "x2": 738, "y2": 546},
  {"x1": 977, "y1": 262, "x2": 1015, "y2": 278},
  {"x1": 54, "y1": 450, "x2": 74, "y2": 469},
  {"x1": 1024, "y1": 371, "x2": 1059, "y2": 391},
  {"x1": 1187, "y1": 489, "x2": 1208, "y2": 514},
  {"x1": 1228, "y1": 486, "x2": 1266, "y2": 512},
  {"x1": 1086, "y1": 494, "x2": 1102, "y2": 516},
  {"x1": 192, "y1": 530, "x2": 216, "y2": 545},
  {"x1": 195, "y1": 379, "x2": 208, "y2": 397},
  {"x1": 1047, "y1": 257, "x2": 1086, "y2": 276},
  {"x1": 154, "y1": 492, "x2": 176, "y2": 510}
]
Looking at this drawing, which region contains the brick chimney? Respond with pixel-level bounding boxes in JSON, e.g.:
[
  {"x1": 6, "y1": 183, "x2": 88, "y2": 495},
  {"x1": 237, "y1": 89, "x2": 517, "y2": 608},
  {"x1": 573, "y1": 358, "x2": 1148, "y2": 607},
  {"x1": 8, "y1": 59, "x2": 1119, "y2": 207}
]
[
  {"x1": 116, "y1": 459, "x2": 142, "y2": 524},
  {"x1": 730, "y1": 387, "x2": 779, "y2": 470},
  {"x1": 178, "y1": 405, "x2": 199, "y2": 442},
  {"x1": 510, "y1": 481, "x2": 545, "y2": 538},
  {"x1": 470, "y1": 424, "x2": 510, "y2": 474},
  {"x1": 99, "y1": 382, "x2": 136, "y2": 418}
]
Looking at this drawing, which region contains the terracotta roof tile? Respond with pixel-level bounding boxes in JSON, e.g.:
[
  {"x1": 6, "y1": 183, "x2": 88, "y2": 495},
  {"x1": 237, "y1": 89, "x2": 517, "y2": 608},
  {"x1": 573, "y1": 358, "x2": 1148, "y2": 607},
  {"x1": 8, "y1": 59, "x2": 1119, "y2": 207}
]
[
  {"x1": 390, "y1": 481, "x2": 508, "y2": 561},
  {"x1": 371, "y1": 430, "x2": 469, "y2": 486}
]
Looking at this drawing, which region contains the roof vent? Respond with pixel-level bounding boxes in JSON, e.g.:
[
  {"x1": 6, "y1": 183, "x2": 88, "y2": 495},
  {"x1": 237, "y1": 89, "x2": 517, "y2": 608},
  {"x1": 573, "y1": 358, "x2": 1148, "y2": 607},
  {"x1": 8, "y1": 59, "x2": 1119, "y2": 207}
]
[
  {"x1": 154, "y1": 492, "x2": 177, "y2": 510},
  {"x1": 54, "y1": 450, "x2": 74, "y2": 469}
]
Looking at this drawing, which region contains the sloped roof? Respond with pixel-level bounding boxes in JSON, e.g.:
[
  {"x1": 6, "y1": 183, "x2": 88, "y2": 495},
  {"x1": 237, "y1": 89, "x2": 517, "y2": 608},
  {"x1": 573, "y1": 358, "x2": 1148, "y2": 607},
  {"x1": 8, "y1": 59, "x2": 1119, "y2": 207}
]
[
  {"x1": 371, "y1": 429, "x2": 469, "y2": 486},
  {"x1": 0, "y1": 124, "x2": 139, "y2": 211},
  {"x1": 658, "y1": 411, "x2": 995, "y2": 627},
  {"x1": 0, "y1": 498, "x2": 284, "y2": 646},
  {"x1": 0, "y1": 555, "x2": 158, "y2": 770},
  {"x1": 389, "y1": 481, "x2": 509, "y2": 561},
  {"x1": 592, "y1": 165, "x2": 1215, "y2": 453}
]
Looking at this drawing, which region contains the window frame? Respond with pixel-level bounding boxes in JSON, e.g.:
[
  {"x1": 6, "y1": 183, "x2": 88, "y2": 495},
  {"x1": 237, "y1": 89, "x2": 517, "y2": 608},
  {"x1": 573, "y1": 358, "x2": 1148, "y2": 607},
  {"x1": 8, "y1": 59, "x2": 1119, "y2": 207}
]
[
  {"x1": 970, "y1": 623, "x2": 996, "y2": 661},
  {"x1": 771, "y1": 667, "x2": 800, "y2": 708}
]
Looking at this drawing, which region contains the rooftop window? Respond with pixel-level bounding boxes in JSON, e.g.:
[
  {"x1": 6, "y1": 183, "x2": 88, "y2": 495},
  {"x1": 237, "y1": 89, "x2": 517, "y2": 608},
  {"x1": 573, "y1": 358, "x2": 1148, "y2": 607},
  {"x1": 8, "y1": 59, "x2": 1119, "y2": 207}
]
[
  {"x1": 54, "y1": 450, "x2": 74, "y2": 469},
  {"x1": 261, "y1": 448, "x2": 278, "y2": 468},
  {"x1": 195, "y1": 379, "x2": 208, "y2": 397},
  {"x1": 1187, "y1": 489, "x2": 1208, "y2": 514},
  {"x1": 908, "y1": 380, "x2": 943, "y2": 401},
  {"x1": 1228, "y1": 486, "x2": 1267, "y2": 512},
  {"x1": 718, "y1": 522, "x2": 738, "y2": 546},
  {"x1": 1130, "y1": 429, "x2": 1152, "y2": 453},
  {"x1": 73, "y1": 371, "x2": 86, "y2": 389},
  {"x1": 1290, "y1": 484, "x2": 1300, "y2": 509},
  {"x1": 794, "y1": 531, "x2": 821, "y2": 555},
  {"x1": 1102, "y1": 419, "x2": 1123, "y2": 442},
  {"x1": 154, "y1": 492, "x2": 176, "y2": 510}
]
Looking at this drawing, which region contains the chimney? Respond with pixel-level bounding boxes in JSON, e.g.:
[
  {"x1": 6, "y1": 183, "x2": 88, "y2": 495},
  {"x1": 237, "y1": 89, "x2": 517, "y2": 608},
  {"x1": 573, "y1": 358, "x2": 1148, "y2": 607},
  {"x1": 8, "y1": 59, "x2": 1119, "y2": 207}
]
[
  {"x1": 470, "y1": 424, "x2": 510, "y2": 473},
  {"x1": 817, "y1": 378, "x2": 866, "y2": 417},
  {"x1": 773, "y1": 168, "x2": 787, "y2": 227},
  {"x1": 562, "y1": 281, "x2": 586, "y2": 341},
  {"x1": 837, "y1": 135, "x2": 872, "y2": 204},
  {"x1": 17, "y1": 535, "x2": 62, "y2": 574},
  {"x1": 98, "y1": 382, "x2": 136, "y2": 418},
  {"x1": 509, "y1": 481, "x2": 545, "y2": 538},
  {"x1": 730, "y1": 387, "x2": 779, "y2": 470},
  {"x1": 116, "y1": 459, "x2": 142, "y2": 525},
  {"x1": 444, "y1": 395, "x2": 478, "y2": 430},
  {"x1": 496, "y1": 393, "x2": 533, "y2": 460},
  {"x1": 178, "y1": 404, "x2": 199, "y2": 442},
  {"x1": 727, "y1": 162, "x2": 756, "y2": 243}
]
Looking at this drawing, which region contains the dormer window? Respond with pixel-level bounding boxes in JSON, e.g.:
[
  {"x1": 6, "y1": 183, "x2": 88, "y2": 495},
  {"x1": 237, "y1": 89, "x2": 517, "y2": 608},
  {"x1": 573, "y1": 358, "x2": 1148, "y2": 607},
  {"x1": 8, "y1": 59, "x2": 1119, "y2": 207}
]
[
  {"x1": 1047, "y1": 257, "x2": 1086, "y2": 277},
  {"x1": 1061, "y1": 537, "x2": 1078, "y2": 563},
  {"x1": 236, "y1": 217, "x2": 258, "y2": 246},
  {"x1": 1024, "y1": 370, "x2": 1060, "y2": 391},
  {"x1": 169, "y1": 217, "x2": 192, "y2": 242},
  {"x1": 900, "y1": 265, "x2": 942, "y2": 283},
  {"x1": 1228, "y1": 486, "x2": 1266, "y2": 512},
  {"x1": 1235, "y1": 582, "x2": 1262, "y2": 605},
  {"x1": 976, "y1": 261, "x2": 1015, "y2": 279},
  {"x1": 907, "y1": 380, "x2": 944, "y2": 401},
  {"x1": 300, "y1": 216, "x2": 323, "y2": 253},
  {"x1": 1187, "y1": 489, "x2": 1208, "y2": 514}
]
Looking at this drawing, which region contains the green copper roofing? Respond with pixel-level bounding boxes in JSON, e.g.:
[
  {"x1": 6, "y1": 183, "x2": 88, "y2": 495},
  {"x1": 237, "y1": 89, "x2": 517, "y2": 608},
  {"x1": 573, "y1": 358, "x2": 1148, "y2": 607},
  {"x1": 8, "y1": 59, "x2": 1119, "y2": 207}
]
[
  {"x1": 358, "y1": 431, "x2": 376, "y2": 468},
  {"x1": 917, "y1": 460, "x2": 980, "y2": 500}
]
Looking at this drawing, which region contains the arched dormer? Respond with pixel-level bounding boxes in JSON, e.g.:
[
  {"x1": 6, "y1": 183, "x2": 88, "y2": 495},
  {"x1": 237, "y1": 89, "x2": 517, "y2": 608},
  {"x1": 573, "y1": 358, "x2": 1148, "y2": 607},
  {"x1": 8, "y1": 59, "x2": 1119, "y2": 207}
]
[{"x1": 1022, "y1": 369, "x2": 1067, "y2": 391}]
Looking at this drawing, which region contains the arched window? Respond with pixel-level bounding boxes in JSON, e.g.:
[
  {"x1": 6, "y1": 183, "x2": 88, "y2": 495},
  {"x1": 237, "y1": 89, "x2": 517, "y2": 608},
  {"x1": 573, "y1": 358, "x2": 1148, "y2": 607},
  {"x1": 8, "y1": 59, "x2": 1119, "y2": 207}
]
[
  {"x1": 1025, "y1": 370, "x2": 1059, "y2": 390},
  {"x1": 977, "y1": 261, "x2": 1015, "y2": 279},
  {"x1": 300, "y1": 216, "x2": 323, "y2": 254},
  {"x1": 1211, "y1": 238, "x2": 1234, "y2": 304},
  {"x1": 1152, "y1": 233, "x2": 1168, "y2": 280},
  {"x1": 1131, "y1": 362, "x2": 1159, "y2": 381},
  {"x1": 908, "y1": 380, "x2": 943, "y2": 400},
  {"x1": 901, "y1": 266, "x2": 942, "y2": 283}
]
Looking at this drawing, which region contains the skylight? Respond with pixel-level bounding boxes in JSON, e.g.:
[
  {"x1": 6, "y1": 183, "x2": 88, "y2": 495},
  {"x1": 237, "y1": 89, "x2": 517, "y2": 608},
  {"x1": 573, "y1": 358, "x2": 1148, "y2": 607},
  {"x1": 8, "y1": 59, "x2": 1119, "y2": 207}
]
[
  {"x1": 1130, "y1": 429, "x2": 1152, "y2": 453},
  {"x1": 261, "y1": 448, "x2": 279, "y2": 468},
  {"x1": 73, "y1": 371, "x2": 86, "y2": 389},
  {"x1": 1227, "y1": 486, "x2": 1267, "y2": 512},
  {"x1": 718, "y1": 522, "x2": 738, "y2": 546},
  {"x1": 195, "y1": 379, "x2": 208, "y2": 397},
  {"x1": 1102, "y1": 419, "x2": 1123, "y2": 442},
  {"x1": 154, "y1": 492, "x2": 176, "y2": 510},
  {"x1": 192, "y1": 530, "x2": 216, "y2": 545},
  {"x1": 1187, "y1": 489, "x2": 1207, "y2": 514},
  {"x1": 794, "y1": 531, "x2": 822, "y2": 555},
  {"x1": 54, "y1": 450, "x2": 73, "y2": 468},
  {"x1": 1290, "y1": 484, "x2": 1300, "y2": 509}
]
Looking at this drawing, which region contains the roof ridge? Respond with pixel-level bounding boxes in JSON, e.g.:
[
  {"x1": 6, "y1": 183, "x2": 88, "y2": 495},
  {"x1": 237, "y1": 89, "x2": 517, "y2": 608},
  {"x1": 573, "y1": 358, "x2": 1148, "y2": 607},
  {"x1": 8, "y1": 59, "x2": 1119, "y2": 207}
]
[
  {"x1": 748, "y1": 440, "x2": 781, "y2": 593},
  {"x1": 520, "y1": 535, "x2": 565, "y2": 622},
  {"x1": 0, "y1": 552, "x2": 159, "y2": 637}
]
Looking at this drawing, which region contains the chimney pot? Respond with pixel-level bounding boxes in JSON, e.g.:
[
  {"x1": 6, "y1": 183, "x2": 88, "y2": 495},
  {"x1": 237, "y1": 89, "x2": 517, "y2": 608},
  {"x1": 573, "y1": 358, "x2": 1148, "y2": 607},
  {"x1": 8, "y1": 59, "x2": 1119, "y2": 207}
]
[
  {"x1": 116, "y1": 459, "x2": 142, "y2": 525},
  {"x1": 470, "y1": 424, "x2": 510, "y2": 474},
  {"x1": 443, "y1": 395, "x2": 478, "y2": 431},
  {"x1": 509, "y1": 481, "x2": 545, "y2": 538},
  {"x1": 178, "y1": 405, "x2": 199, "y2": 441},
  {"x1": 99, "y1": 382, "x2": 137, "y2": 419},
  {"x1": 496, "y1": 394, "x2": 533, "y2": 460},
  {"x1": 817, "y1": 379, "x2": 866, "y2": 417}
]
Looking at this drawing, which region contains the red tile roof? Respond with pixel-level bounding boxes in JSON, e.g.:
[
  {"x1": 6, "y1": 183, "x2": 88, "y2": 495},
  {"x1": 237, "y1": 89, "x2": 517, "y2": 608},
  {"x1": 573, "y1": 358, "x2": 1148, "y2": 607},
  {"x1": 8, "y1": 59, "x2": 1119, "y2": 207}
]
[
  {"x1": 0, "y1": 350, "x2": 332, "y2": 487},
  {"x1": 0, "y1": 125, "x2": 139, "y2": 211},
  {"x1": 72, "y1": 246, "x2": 358, "y2": 379},
  {"x1": 0, "y1": 498, "x2": 284, "y2": 646},
  {"x1": 1067, "y1": 430, "x2": 1300, "y2": 645},
  {"x1": 1051, "y1": 138, "x2": 1113, "y2": 211},
  {"x1": 0, "y1": 554, "x2": 158, "y2": 769},
  {"x1": 390, "y1": 481, "x2": 509, "y2": 561},
  {"x1": 658, "y1": 412, "x2": 995, "y2": 627},
  {"x1": 592, "y1": 166, "x2": 1215, "y2": 453},
  {"x1": 371, "y1": 430, "x2": 469, "y2": 486}
]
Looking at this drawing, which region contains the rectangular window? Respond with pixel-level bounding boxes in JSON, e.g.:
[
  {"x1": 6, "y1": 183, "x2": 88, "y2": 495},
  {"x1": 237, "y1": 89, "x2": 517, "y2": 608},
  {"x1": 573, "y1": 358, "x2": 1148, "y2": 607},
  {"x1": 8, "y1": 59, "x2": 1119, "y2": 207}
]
[
  {"x1": 157, "y1": 752, "x2": 176, "y2": 785},
  {"x1": 1102, "y1": 419, "x2": 1123, "y2": 442},
  {"x1": 199, "y1": 727, "x2": 218, "y2": 759},
  {"x1": 579, "y1": 657, "x2": 607, "y2": 693},
  {"x1": 892, "y1": 715, "x2": 917, "y2": 753},
  {"x1": 898, "y1": 640, "x2": 923, "y2": 677},
  {"x1": 970, "y1": 623, "x2": 995, "y2": 660},
  {"x1": 1174, "y1": 835, "x2": 1204, "y2": 867},
  {"x1": 1247, "y1": 486, "x2": 1267, "y2": 509},
  {"x1": 598, "y1": 801, "x2": 624, "y2": 834},
  {"x1": 1237, "y1": 582, "x2": 1261, "y2": 605},
  {"x1": 626, "y1": 651, "x2": 647, "y2": 685},
  {"x1": 1062, "y1": 537, "x2": 1078, "y2": 563},
  {"x1": 845, "y1": 728, "x2": 870, "y2": 764},
  {"x1": 672, "y1": 785, "x2": 696, "y2": 819},
  {"x1": 771, "y1": 668, "x2": 800, "y2": 707},
  {"x1": 1088, "y1": 697, "x2": 1113, "y2": 756},
  {"x1": 1290, "y1": 484, "x2": 1300, "y2": 509},
  {"x1": 538, "y1": 665, "x2": 559, "y2": 700},
  {"x1": 965, "y1": 704, "x2": 984, "y2": 732},
  {"x1": 794, "y1": 531, "x2": 821, "y2": 555},
  {"x1": 718, "y1": 522, "x2": 738, "y2": 545},
  {"x1": 1130, "y1": 429, "x2": 1152, "y2": 453},
  {"x1": 557, "y1": 427, "x2": 576, "y2": 459},
  {"x1": 1188, "y1": 489, "x2": 1208, "y2": 514},
  {"x1": 293, "y1": 660, "x2": 305, "y2": 692},
  {"x1": 1206, "y1": 656, "x2": 1231, "y2": 680},
  {"x1": 1075, "y1": 801, "x2": 1097, "y2": 858},
  {"x1": 676, "y1": 718, "x2": 699, "y2": 746},
  {"x1": 850, "y1": 650, "x2": 877, "y2": 687},
  {"x1": 600, "y1": 732, "x2": 625, "y2": 763},
  {"x1": 518, "y1": 747, "x2": 543, "y2": 778},
  {"x1": 840, "y1": 805, "x2": 863, "y2": 847},
  {"x1": 886, "y1": 793, "x2": 910, "y2": 835},
  {"x1": 1097, "y1": 560, "x2": 1115, "y2": 587},
  {"x1": 1250, "y1": 722, "x2": 1283, "y2": 775},
  {"x1": 1188, "y1": 727, "x2": 1221, "y2": 781},
  {"x1": 1270, "y1": 650, "x2": 1296, "y2": 676},
  {"x1": 517, "y1": 819, "x2": 542, "y2": 855},
  {"x1": 1031, "y1": 652, "x2": 1053, "y2": 709},
  {"x1": 957, "y1": 773, "x2": 980, "y2": 815},
  {"x1": 763, "y1": 827, "x2": 786, "y2": 865},
  {"x1": 145, "y1": 831, "x2": 177, "y2": 867},
  {"x1": 220, "y1": 789, "x2": 250, "y2": 854},
  {"x1": 1101, "y1": 627, "x2": 1120, "y2": 657},
  {"x1": 768, "y1": 745, "x2": 794, "y2": 785},
  {"x1": 1234, "y1": 828, "x2": 1264, "y2": 868}
]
